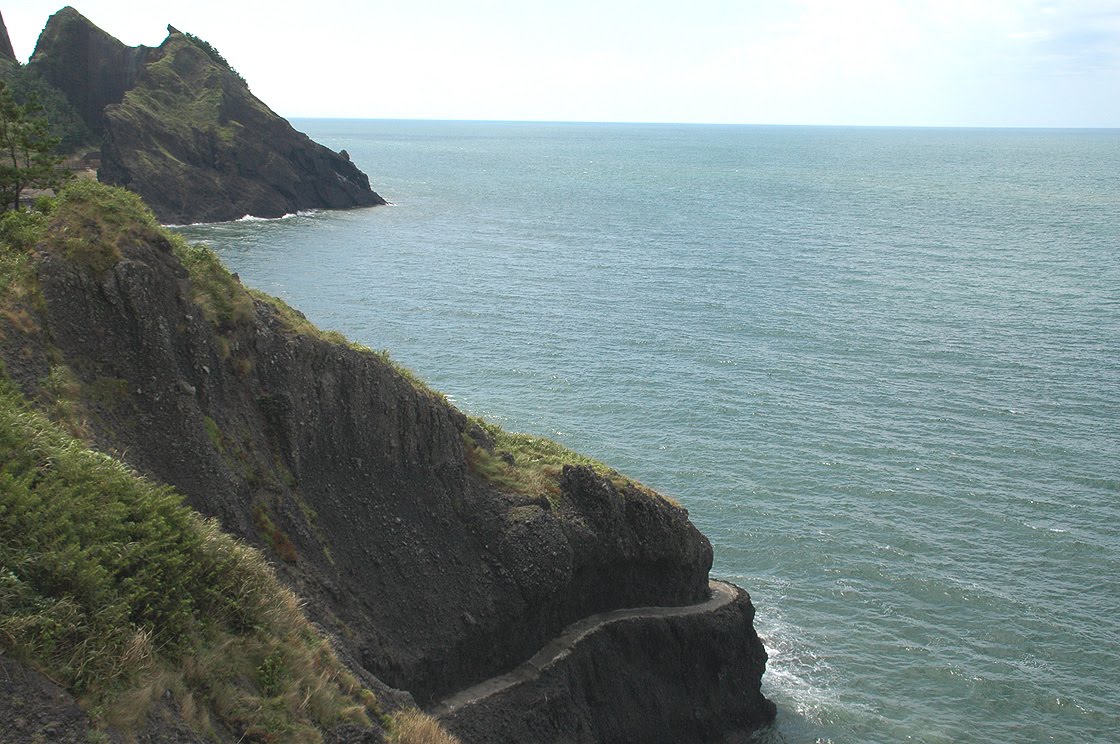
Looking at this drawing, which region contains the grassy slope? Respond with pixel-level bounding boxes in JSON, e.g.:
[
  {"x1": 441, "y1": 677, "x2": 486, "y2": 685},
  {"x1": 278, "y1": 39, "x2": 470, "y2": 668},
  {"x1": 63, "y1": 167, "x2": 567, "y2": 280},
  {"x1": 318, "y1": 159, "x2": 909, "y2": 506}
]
[
  {"x1": 0, "y1": 373, "x2": 383, "y2": 741},
  {"x1": 0, "y1": 182, "x2": 466, "y2": 742}
]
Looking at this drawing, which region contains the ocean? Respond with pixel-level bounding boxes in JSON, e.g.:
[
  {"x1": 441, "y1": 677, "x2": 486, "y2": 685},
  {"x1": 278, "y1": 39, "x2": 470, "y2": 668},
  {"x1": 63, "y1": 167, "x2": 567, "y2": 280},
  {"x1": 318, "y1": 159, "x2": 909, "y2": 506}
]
[{"x1": 176, "y1": 120, "x2": 1120, "y2": 743}]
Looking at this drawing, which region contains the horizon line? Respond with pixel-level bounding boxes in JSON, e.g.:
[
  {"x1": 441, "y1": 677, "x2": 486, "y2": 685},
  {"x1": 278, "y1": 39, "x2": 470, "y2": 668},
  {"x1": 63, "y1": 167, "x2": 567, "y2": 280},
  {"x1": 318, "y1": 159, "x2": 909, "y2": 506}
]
[{"x1": 282, "y1": 116, "x2": 1120, "y2": 131}]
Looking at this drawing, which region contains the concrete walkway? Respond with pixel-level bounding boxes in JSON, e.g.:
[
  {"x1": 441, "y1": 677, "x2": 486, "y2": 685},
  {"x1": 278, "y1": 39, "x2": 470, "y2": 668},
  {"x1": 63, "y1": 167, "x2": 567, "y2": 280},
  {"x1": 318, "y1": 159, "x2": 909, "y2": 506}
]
[{"x1": 428, "y1": 579, "x2": 737, "y2": 719}]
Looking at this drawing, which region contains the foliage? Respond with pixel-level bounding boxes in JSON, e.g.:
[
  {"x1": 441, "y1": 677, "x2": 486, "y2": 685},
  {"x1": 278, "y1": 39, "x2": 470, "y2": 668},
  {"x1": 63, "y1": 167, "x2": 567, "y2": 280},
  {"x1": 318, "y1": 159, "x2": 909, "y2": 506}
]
[
  {"x1": 0, "y1": 65, "x2": 96, "y2": 152},
  {"x1": 46, "y1": 180, "x2": 162, "y2": 274},
  {"x1": 253, "y1": 504, "x2": 299, "y2": 564},
  {"x1": 183, "y1": 32, "x2": 247, "y2": 87},
  {"x1": 464, "y1": 418, "x2": 679, "y2": 507},
  {"x1": 0, "y1": 203, "x2": 47, "y2": 303},
  {"x1": 0, "y1": 376, "x2": 380, "y2": 738},
  {"x1": 171, "y1": 237, "x2": 255, "y2": 330},
  {"x1": 0, "y1": 80, "x2": 67, "y2": 211},
  {"x1": 388, "y1": 710, "x2": 463, "y2": 744}
]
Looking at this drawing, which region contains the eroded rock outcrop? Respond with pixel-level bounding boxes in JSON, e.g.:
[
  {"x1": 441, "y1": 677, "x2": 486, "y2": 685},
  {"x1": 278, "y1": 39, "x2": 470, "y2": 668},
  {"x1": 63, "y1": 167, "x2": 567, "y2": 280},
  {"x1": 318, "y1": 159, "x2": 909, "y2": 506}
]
[
  {"x1": 438, "y1": 583, "x2": 774, "y2": 744},
  {"x1": 26, "y1": 7, "x2": 385, "y2": 223},
  {"x1": 25, "y1": 7, "x2": 151, "y2": 135},
  {"x1": 0, "y1": 11, "x2": 16, "y2": 62},
  {"x1": 0, "y1": 183, "x2": 774, "y2": 742}
]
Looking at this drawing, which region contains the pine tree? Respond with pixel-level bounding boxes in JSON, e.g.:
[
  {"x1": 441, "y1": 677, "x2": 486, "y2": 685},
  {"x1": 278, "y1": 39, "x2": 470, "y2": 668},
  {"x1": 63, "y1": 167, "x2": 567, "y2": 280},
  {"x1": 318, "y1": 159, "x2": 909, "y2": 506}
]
[{"x1": 0, "y1": 80, "x2": 64, "y2": 211}]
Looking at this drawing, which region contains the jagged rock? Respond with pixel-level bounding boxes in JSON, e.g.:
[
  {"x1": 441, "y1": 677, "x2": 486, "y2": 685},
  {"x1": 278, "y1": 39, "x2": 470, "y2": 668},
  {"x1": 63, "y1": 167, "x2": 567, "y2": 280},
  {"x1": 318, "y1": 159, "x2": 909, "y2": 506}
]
[
  {"x1": 0, "y1": 10, "x2": 16, "y2": 61},
  {"x1": 440, "y1": 584, "x2": 775, "y2": 744},
  {"x1": 26, "y1": 7, "x2": 386, "y2": 223}
]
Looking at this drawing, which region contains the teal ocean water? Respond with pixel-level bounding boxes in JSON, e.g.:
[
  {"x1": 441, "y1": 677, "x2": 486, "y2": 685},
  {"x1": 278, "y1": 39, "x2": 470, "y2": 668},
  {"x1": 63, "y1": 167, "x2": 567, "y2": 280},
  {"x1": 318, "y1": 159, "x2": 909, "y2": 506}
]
[{"x1": 178, "y1": 121, "x2": 1120, "y2": 743}]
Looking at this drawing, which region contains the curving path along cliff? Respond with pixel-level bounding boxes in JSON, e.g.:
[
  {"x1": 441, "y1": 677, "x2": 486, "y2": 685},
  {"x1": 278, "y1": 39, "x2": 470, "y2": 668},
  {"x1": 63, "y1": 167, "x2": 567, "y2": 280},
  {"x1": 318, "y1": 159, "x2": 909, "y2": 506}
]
[
  {"x1": 430, "y1": 580, "x2": 737, "y2": 719},
  {"x1": 431, "y1": 579, "x2": 774, "y2": 744}
]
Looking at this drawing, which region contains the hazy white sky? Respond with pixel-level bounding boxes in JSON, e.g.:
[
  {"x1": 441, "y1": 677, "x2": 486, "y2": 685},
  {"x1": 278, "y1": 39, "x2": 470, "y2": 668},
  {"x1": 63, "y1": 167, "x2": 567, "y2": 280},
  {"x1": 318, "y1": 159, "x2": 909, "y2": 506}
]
[{"x1": 6, "y1": 1, "x2": 1120, "y2": 127}]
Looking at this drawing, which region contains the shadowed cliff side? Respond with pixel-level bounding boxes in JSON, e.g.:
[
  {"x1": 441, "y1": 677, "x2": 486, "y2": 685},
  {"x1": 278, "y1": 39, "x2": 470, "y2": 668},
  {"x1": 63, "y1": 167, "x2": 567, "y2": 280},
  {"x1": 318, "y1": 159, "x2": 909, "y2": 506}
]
[
  {"x1": 0, "y1": 182, "x2": 774, "y2": 742},
  {"x1": 25, "y1": 7, "x2": 385, "y2": 223},
  {"x1": 0, "y1": 11, "x2": 15, "y2": 62}
]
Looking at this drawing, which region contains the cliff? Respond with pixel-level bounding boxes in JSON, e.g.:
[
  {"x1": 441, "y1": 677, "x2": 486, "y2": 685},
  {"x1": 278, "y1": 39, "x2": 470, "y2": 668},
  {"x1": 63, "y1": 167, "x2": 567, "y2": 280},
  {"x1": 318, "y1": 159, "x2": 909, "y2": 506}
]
[
  {"x1": 24, "y1": 7, "x2": 385, "y2": 223},
  {"x1": 0, "y1": 181, "x2": 773, "y2": 741},
  {"x1": 0, "y1": 11, "x2": 15, "y2": 62}
]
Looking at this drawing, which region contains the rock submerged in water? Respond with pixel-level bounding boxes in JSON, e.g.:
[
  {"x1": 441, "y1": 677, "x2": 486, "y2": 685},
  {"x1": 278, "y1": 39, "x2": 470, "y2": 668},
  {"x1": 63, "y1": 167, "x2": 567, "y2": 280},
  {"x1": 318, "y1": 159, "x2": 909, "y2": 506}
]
[{"x1": 26, "y1": 7, "x2": 386, "y2": 223}]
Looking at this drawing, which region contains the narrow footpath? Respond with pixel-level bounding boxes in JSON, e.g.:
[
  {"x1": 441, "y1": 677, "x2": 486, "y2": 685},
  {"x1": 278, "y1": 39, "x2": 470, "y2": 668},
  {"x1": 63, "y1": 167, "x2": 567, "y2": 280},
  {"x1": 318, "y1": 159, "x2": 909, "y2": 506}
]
[{"x1": 428, "y1": 579, "x2": 738, "y2": 720}]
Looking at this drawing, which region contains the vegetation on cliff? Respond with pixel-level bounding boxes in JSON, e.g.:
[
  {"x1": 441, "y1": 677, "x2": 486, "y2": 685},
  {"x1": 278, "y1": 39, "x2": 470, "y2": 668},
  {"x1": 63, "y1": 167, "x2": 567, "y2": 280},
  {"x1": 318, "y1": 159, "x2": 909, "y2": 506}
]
[
  {"x1": 0, "y1": 373, "x2": 383, "y2": 739},
  {"x1": 0, "y1": 181, "x2": 466, "y2": 743},
  {"x1": 0, "y1": 175, "x2": 768, "y2": 742},
  {"x1": 0, "y1": 79, "x2": 68, "y2": 211}
]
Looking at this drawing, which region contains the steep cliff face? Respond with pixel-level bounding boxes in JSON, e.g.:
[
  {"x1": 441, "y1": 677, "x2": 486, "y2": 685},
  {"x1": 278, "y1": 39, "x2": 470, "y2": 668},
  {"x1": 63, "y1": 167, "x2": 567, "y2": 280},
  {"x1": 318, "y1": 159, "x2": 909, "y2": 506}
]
[
  {"x1": 25, "y1": 7, "x2": 150, "y2": 136},
  {"x1": 25, "y1": 7, "x2": 385, "y2": 223},
  {"x1": 0, "y1": 11, "x2": 15, "y2": 62},
  {"x1": 0, "y1": 182, "x2": 775, "y2": 744},
  {"x1": 441, "y1": 585, "x2": 774, "y2": 744}
]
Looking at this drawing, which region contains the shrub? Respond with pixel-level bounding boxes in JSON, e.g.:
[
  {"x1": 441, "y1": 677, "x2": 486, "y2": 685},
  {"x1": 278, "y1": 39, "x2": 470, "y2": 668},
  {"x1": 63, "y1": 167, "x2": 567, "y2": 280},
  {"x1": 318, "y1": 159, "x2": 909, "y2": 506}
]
[{"x1": 389, "y1": 710, "x2": 462, "y2": 744}]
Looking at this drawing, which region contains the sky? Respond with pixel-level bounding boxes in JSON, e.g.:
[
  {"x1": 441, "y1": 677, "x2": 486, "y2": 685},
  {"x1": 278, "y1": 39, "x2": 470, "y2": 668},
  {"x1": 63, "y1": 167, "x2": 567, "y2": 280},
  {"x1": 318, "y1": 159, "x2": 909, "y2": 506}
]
[{"x1": 5, "y1": 1, "x2": 1120, "y2": 127}]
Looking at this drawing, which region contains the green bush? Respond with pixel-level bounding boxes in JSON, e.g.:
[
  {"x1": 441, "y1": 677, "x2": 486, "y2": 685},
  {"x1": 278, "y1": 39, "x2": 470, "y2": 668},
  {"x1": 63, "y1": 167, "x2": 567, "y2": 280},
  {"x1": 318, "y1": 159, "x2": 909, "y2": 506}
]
[{"x1": 46, "y1": 180, "x2": 162, "y2": 274}]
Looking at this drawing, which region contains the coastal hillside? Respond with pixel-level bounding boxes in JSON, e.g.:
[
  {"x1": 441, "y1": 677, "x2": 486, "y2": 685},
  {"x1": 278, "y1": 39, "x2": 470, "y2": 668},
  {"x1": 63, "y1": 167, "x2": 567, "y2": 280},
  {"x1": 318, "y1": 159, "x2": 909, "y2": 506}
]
[
  {"x1": 10, "y1": 7, "x2": 385, "y2": 223},
  {"x1": 0, "y1": 177, "x2": 773, "y2": 741}
]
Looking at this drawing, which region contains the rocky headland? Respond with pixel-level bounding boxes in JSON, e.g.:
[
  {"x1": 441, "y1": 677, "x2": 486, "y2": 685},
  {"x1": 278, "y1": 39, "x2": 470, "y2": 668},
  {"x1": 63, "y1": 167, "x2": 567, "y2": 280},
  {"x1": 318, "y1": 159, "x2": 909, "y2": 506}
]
[
  {"x1": 10, "y1": 7, "x2": 385, "y2": 223},
  {"x1": 0, "y1": 8, "x2": 774, "y2": 744}
]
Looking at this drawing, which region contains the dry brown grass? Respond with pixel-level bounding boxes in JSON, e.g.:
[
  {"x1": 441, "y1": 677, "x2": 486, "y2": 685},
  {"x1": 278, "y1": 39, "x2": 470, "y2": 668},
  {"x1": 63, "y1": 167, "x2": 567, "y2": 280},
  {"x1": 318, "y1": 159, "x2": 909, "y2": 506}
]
[{"x1": 389, "y1": 710, "x2": 462, "y2": 744}]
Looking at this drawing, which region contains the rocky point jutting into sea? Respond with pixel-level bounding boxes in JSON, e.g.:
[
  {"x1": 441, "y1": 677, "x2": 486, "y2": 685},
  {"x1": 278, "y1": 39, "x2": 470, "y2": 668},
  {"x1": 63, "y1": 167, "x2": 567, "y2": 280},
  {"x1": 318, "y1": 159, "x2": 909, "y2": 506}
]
[
  {"x1": 10, "y1": 6, "x2": 385, "y2": 224},
  {"x1": 0, "y1": 8, "x2": 774, "y2": 743}
]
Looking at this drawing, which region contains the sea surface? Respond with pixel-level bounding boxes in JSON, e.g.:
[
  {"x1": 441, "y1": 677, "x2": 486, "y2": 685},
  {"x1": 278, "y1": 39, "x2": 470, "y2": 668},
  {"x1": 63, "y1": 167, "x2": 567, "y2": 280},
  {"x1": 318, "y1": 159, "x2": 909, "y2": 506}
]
[{"x1": 177, "y1": 120, "x2": 1120, "y2": 743}]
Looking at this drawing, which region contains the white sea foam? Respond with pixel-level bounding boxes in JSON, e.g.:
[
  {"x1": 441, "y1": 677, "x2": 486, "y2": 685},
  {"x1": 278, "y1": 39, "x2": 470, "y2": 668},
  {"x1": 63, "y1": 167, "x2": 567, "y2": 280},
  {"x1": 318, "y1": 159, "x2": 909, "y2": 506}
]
[{"x1": 235, "y1": 211, "x2": 313, "y2": 222}]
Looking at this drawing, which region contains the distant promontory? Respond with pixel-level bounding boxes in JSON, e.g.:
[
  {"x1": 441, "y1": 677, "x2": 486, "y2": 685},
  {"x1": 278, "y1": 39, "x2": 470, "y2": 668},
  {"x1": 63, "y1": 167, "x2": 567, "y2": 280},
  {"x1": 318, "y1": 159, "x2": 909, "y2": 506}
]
[{"x1": 13, "y1": 7, "x2": 386, "y2": 223}]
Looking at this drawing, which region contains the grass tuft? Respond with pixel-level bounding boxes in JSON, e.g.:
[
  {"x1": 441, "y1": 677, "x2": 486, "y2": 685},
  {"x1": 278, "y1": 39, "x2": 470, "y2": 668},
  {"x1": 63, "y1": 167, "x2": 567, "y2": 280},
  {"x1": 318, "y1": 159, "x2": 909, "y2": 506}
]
[
  {"x1": 464, "y1": 418, "x2": 680, "y2": 507},
  {"x1": 253, "y1": 504, "x2": 299, "y2": 564},
  {"x1": 0, "y1": 202, "x2": 49, "y2": 327},
  {"x1": 388, "y1": 709, "x2": 462, "y2": 744},
  {"x1": 171, "y1": 237, "x2": 255, "y2": 330}
]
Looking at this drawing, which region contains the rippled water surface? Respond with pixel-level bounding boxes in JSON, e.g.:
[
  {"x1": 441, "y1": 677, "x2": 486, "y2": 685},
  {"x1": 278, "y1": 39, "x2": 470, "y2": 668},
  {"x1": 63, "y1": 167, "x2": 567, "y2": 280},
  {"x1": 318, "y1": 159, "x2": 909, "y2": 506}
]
[{"x1": 178, "y1": 121, "x2": 1120, "y2": 743}]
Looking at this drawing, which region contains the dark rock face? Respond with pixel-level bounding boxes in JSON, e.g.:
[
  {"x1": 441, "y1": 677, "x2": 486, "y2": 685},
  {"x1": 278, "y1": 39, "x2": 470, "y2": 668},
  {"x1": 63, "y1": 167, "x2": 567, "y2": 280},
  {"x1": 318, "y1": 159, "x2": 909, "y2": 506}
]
[
  {"x1": 26, "y1": 8, "x2": 385, "y2": 223},
  {"x1": 0, "y1": 654, "x2": 209, "y2": 744},
  {"x1": 441, "y1": 587, "x2": 775, "y2": 744},
  {"x1": 0, "y1": 653, "x2": 103, "y2": 744},
  {"x1": 7, "y1": 224, "x2": 760, "y2": 726},
  {"x1": 26, "y1": 7, "x2": 152, "y2": 136},
  {"x1": 0, "y1": 11, "x2": 15, "y2": 61}
]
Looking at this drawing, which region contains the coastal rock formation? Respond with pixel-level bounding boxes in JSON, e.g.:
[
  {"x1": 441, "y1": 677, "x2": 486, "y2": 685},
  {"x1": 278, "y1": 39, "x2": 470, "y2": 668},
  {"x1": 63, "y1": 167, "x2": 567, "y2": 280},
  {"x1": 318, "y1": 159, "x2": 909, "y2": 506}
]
[
  {"x1": 0, "y1": 11, "x2": 15, "y2": 62},
  {"x1": 25, "y1": 7, "x2": 385, "y2": 223},
  {"x1": 438, "y1": 583, "x2": 773, "y2": 744},
  {"x1": 0, "y1": 182, "x2": 775, "y2": 742},
  {"x1": 23, "y1": 6, "x2": 151, "y2": 136}
]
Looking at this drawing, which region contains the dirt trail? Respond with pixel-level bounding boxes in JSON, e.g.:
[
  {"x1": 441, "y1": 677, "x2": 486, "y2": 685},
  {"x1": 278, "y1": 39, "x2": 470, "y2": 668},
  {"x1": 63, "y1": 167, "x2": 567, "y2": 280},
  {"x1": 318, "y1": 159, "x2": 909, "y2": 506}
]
[{"x1": 428, "y1": 579, "x2": 737, "y2": 719}]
